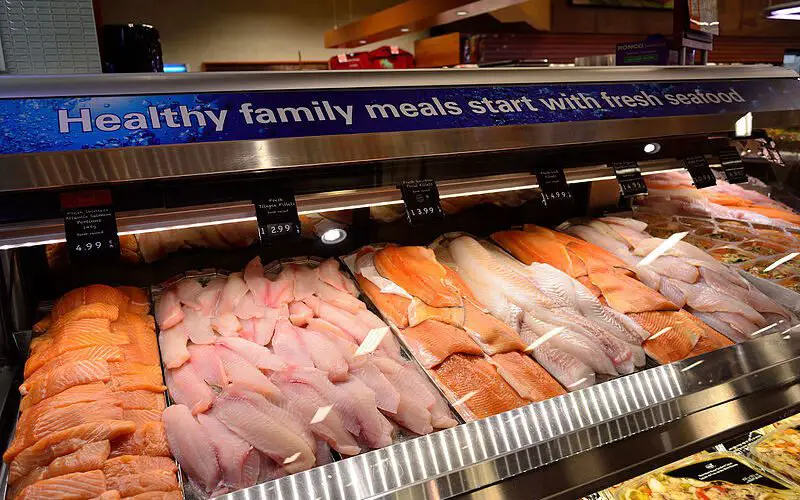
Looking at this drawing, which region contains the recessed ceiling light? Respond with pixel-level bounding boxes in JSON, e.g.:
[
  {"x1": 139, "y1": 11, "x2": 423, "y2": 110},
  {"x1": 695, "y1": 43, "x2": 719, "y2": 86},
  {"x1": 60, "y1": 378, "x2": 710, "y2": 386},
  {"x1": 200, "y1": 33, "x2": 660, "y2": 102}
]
[
  {"x1": 456, "y1": 10, "x2": 468, "y2": 16},
  {"x1": 400, "y1": 27, "x2": 410, "y2": 32}
]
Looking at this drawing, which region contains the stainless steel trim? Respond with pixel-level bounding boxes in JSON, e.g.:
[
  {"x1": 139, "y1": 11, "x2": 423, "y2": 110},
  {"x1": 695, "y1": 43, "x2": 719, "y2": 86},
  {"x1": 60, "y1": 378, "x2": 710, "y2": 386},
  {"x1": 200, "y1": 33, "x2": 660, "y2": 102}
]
[
  {"x1": 216, "y1": 331, "x2": 800, "y2": 500},
  {"x1": 0, "y1": 159, "x2": 684, "y2": 249},
  {"x1": 4, "y1": 111, "x2": 800, "y2": 192},
  {"x1": 0, "y1": 66, "x2": 794, "y2": 98}
]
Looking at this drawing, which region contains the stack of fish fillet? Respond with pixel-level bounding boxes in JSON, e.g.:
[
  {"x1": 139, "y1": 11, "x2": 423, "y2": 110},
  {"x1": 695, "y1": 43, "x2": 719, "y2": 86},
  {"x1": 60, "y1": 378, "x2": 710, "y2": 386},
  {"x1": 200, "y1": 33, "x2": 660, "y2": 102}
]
[
  {"x1": 433, "y1": 234, "x2": 657, "y2": 389},
  {"x1": 561, "y1": 217, "x2": 794, "y2": 342},
  {"x1": 353, "y1": 245, "x2": 566, "y2": 420},
  {"x1": 155, "y1": 257, "x2": 456, "y2": 497},
  {"x1": 639, "y1": 171, "x2": 800, "y2": 229},
  {"x1": 3, "y1": 285, "x2": 178, "y2": 500},
  {"x1": 492, "y1": 226, "x2": 734, "y2": 365}
]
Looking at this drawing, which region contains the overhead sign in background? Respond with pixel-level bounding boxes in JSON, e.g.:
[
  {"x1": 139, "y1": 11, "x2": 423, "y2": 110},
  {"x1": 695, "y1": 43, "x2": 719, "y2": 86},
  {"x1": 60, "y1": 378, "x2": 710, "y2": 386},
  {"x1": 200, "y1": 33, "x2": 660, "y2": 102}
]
[{"x1": 0, "y1": 79, "x2": 798, "y2": 155}]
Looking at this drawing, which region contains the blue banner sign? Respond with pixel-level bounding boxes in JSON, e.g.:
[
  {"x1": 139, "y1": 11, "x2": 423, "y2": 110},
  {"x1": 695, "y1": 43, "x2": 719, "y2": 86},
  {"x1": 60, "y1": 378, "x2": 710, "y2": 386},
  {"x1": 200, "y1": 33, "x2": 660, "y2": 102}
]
[{"x1": 0, "y1": 79, "x2": 797, "y2": 155}]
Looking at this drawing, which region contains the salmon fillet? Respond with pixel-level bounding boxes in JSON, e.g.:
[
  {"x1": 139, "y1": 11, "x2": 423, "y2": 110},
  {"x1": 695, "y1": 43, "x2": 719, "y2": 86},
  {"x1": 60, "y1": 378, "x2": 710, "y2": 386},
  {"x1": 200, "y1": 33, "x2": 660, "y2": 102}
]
[
  {"x1": 463, "y1": 302, "x2": 526, "y2": 354},
  {"x1": 355, "y1": 273, "x2": 410, "y2": 328},
  {"x1": 121, "y1": 410, "x2": 163, "y2": 426},
  {"x1": 588, "y1": 271, "x2": 676, "y2": 314},
  {"x1": 6, "y1": 400, "x2": 123, "y2": 462},
  {"x1": 492, "y1": 229, "x2": 575, "y2": 272},
  {"x1": 23, "y1": 346, "x2": 124, "y2": 388},
  {"x1": 632, "y1": 310, "x2": 701, "y2": 364},
  {"x1": 15, "y1": 469, "x2": 107, "y2": 500},
  {"x1": 52, "y1": 285, "x2": 130, "y2": 320},
  {"x1": 434, "y1": 354, "x2": 527, "y2": 420},
  {"x1": 108, "y1": 363, "x2": 167, "y2": 393},
  {"x1": 374, "y1": 246, "x2": 462, "y2": 307},
  {"x1": 20, "y1": 360, "x2": 112, "y2": 413},
  {"x1": 400, "y1": 320, "x2": 483, "y2": 368},
  {"x1": 25, "y1": 320, "x2": 127, "y2": 376},
  {"x1": 122, "y1": 491, "x2": 182, "y2": 500},
  {"x1": 116, "y1": 287, "x2": 151, "y2": 316},
  {"x1": 8, "y1": 441, "x2": 111, "y2": 497},
  {"x1": 9, "y1": 420, "x2": 135, "y2": 484},
  {"x1": 490, "y1": 352, "x2": 566, "y2": 401},
  {"x1": 442, "y1": 265, "x2": 479, "y2": 303},
  {"x1": 19, "y1": 383, "x2": 113, "y2": 416},
  {"x1": 95, "y1": 491, "x2": 121, "y2": 500},
  {"x1": 116, "y1": 391, "x2": 166, "y2": 411},
  {"x1": 103, "y1": 456, "x2": 177, "y2": 479},
  {"x1": 110, "y1": 422, "x2": 170, "y2": 458},
  {"x1": 106, "y1": 470, "x2": 179, "y2": 497},
  {"x1": 686, "y1": 312, "x2": 734, "y2": 358}
]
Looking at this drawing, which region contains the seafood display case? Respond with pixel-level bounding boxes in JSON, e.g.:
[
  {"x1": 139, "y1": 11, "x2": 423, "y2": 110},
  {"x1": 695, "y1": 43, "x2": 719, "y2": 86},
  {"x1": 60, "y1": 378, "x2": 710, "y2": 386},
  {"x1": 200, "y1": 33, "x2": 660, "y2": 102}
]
[{"x1": 0, "y1": 65, "x2": 800, "y2": 500}]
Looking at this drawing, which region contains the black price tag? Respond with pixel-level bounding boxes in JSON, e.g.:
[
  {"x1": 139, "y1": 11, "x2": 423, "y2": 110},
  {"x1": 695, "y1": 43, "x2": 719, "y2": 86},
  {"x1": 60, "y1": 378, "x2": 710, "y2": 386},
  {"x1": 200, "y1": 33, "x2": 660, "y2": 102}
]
[
  {"x1": 399, "y1": 179, "x2": 444, "y2": 226},
  {"x1": 719, "y1": 146, "x2": 747, "y2": 184},
  {"x1": 609, "y1": 160, "x2": 648, "y2": 197},
  {"x1": 665, "y1": 457, "x2": 788, "y2": 490},
  {"x1": 683, "y1": 155, "x2": 717, "y2": 189},
  {"x1": 61, "y1": 190, "x2": 120, "y2": 262},
  {"x1": 253, "y1": 189, "x2": 301, "y2": 246},
  {"x1": 534, "y1": 167, "x2": 573, "y2": 208}
]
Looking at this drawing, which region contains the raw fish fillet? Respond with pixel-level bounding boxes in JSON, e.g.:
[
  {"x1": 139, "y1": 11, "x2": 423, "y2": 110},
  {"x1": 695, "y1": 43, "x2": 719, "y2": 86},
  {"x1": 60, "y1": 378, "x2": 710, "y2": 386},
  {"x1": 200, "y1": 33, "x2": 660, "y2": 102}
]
[
  {"x1": 318, "y1": 258, "x2": 357, "y2": 295},
  {"x1": 9, "y1": 420, "x2": 135, "y2": 484},
  {"x1": 462, "y1": 302, "x2": 525, "y2": 354},
  {"x1": 712, "y1": 312, "x2": 759, "y2": 342},
  {"x1": 374, "y1": 246, "x2": 462, "y2": 307},
  {"x1": 253, "y1": 306, "x2": 280, "y2": 345},
  {"x1": 355, "y1": 273, "x2": 410, "y2": 328},
  {"x1": 407, "y1": 297, "x2": 465, "y2": 328},
  {"x1": 22, "y1": 348, "x2": 120, "y2": 397},
  {"x1": 215, "y1": 344, "x2": 281, "y2": 397},
  {"x1": 107, "y1": 362, "x2": 166, "y2": 393},
  {"x1": 52, "y1": 285, "x2": 130, "y2": 321},
  {"x1": 120, "y1": 492, "x2": 182, "y2": 500},
  {"x1": 117, "y1": 286, "x2": 150, "y2": 316},
  {"x1": 244, "y1": 256, "x2": 270, "y2": 305},
  {"x1": 286, "y1": 368, "x2": 394, "y2": 449},
  {"x1": 273, "y1": 319, "x2": 315, "y2": 368},
  {"x1": 290, "y1": 265, "x2": 317, "y2": 301},
  {"x1": 20, "y1": 383, "x2": 113, "y2": 421},
  {"x1": 215, "y1": 337, "x2": 286, "y2": 371},
  {"x1": 197, "y1": 413, "x2": 258, "y2": 490},
  {"x1": 116, "y1": 390, "x2": 166, "y2": 411},
  {"x1": 212, "y1": 386, "x2": 316, "y2": 474},
  {"x1": 162, "y1": 404, "x2": 220, "y2": 492},
  {"x1": 314, "y1": 280, "x2": 365, "y2": 314},
  {"x1": 631, "y1": 310, "x2": 701, "y2": 364},
  {"x1": 174, "y1": 280, "x2": 203, "y2": 310},
  {"x1": 8, "y1": 441, "x2": 110, "y2": 497},
  {"x1": 647, "y1": 256, "x2": 700, "y2": 283},
  {"x1": 272, "y1": 374, "x2": 361, "y2": 456},
  {"x1": 182, "y1": 307, "x2": 216, "y2": 344},
  {"x1": 668, "y1": 280, "x2": 765, "y2": 325},
  {"x1": 433, "y1": 354, "x2": 527, "y2": 419},
  {"x1": 519, "y1": 318, "x2": 594, "y2": 391},
  {"x1": 698, "y1": 267, "x2": 790, "y2": 319},
  {"x1": 106, "y1": 470, "x2": 179, "y2": 496},
  {"x1": 122, "y1": 409, "x2": 163, "y2": 425},
  {"x1": 313, "y1": 300, "x2": 371, "y2": 342},
  {"x1": 210, "y1": 313, "x2": 241, "y2": 337},
  {"x1": 297, "y1": 329, "x2": 350, "y2": 382},
  {"x1": 491, "y1": 229, "x2": 583, "y2": 277},
  {"x1": 41, "y1": 304, "x2": 120, "y2": 341},
  {"x1": 164, "y1": 362, "x2": 213, "y2": 414},
  {"x1": 217, "y1": 273, "x2": 249, "y2": 315},
  {"x1": 233, "y1": 292, "x2": 265, "y2": 320},
  {"x1": 587, "y1": 271, "x2": 676, "y2": 314},
  {"x1": 307, "y1": 317, "x2": 351, "y2": 342},
  {"x1": 7, "y1": 400, "x2": 122, "y2": 461},
  {"x1": 15, "y1": 469, "x2": 106, "y2": 500},
  {"x1": 400, "y1": 320, "x2": 483, "y2": 369},
  {"x1": 289, "y1": 301, "x2": 314, "y2": 327},
  {"x1": 350, "y1": 360, "x2": 399, "y2": 413},
  {"x1": 157, "y1": 324, "x2": 189, "y2": 370},
  {"x1": 269, "y1": 266, "x2": 295, "y2": 307},
  {"x1": 155, "y1": 291, "x2": 183, "y2": 331},
  {"x1": 25, "y1": 320, "x2": 126, "y2": 377},
  {"x1": 187, "y1": 343, "x2": 228, "y2": 387},
  {"x1": 490, "y1": 351, "x2": 567, "y2": 401},
  {"x1": 103, "y1": 455, "x2": 177, "y2": 480},
  {"x1": 110, "y1": 422, "x2": 170, "y2": 458},
  {"x1": 196, "y1": 278, "x2": 226, "y2": 316},
  {"x1": 20, "y1": 360, "x2": 112, "y2": 413}
]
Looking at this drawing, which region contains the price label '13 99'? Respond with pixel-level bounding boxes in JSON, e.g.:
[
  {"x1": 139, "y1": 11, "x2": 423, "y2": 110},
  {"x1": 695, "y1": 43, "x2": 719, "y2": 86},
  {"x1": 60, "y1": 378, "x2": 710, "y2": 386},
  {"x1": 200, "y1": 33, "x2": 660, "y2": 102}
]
[{"x1": 399, "y1": 179, "x2": 444, "y2": 226}]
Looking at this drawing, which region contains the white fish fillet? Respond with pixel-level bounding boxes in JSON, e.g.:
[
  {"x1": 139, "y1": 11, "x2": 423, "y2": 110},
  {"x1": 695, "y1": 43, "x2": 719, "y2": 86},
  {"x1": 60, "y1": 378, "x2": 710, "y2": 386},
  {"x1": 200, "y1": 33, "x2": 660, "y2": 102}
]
[
  {"x1": 197, "y1": 412, "x2": 257, "y2": 490},
  {"x1": 188, "y1": 343, "x2": 229, "y2": 387},
  {"x1": 165, "y1": 361, "x2": 213, "y2": 414},
  {"x1": 163, "y1": 404, "x2": 221, "y2": 492},
  {"x1": 520, "y1": 317, "x2": 594, "y2": 390},
  {"x1": 215, "y1": 344, "x2": 282, "y2": 397},
  {"x1": 215, "y1": 336, "x2": 287, "y2": 371},
  {"x1": 158, "y1": 323, "x2": 190, "y2": 370},
  {"x1": 272, "y1": 319, "x2": 315, "y2": 369}
]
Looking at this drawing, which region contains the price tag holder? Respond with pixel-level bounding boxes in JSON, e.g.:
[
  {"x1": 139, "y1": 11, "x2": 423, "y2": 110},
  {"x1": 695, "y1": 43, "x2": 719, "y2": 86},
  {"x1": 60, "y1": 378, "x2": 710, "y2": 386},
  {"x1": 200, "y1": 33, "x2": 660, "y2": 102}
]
[
  {"x1": 609, "y1": 160, "x2": 648, "y2": 197},
  {"x1": 253, "y1": 189, "x2": 301, "y2": 247},
  {"x1": 534, "y1": 166, "x2": 573, "y2": 209},
  {"x1": 719, "y1": 146, "x2": 747, "y2": 184},
  {"x1": 60, "y1": 189, "x2": 120, "y2": 263},
  {"x1": 399, "y1": 179, "x2": 444, "y2": 226},
  {"x1": 683, "y1": 155, "x2": 716, "y2": 189}
]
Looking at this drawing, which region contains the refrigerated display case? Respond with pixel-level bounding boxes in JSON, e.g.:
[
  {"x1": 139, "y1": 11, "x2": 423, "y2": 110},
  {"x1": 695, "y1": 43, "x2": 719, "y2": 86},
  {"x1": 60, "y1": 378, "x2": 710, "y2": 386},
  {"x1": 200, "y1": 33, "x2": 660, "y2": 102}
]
[{"x1": 0, "y1": 65, "x2": 800, "y2": 500}]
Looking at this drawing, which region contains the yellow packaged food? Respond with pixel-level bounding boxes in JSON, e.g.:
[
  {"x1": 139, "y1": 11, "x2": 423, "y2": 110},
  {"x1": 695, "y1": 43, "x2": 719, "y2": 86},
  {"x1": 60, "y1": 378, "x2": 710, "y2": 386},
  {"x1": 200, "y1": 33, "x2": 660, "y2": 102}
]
[{"x1": 751, "y1": 423, "x2": 800, "y2": 486}]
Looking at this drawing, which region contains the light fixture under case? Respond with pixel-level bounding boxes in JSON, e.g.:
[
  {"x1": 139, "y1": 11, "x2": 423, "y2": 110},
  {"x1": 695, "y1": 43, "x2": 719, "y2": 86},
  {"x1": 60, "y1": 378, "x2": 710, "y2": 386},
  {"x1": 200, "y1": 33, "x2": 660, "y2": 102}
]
[{"x1": 764, "y1": 1, "x2": 800, "y2": 20}]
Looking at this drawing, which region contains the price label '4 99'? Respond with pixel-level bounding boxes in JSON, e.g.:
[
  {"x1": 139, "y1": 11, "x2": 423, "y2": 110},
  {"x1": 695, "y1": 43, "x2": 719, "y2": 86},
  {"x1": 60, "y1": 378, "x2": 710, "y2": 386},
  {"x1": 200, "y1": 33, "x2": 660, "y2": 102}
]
[{"x1": 61, "y1": 190, "x2": 120, "y2": 263}]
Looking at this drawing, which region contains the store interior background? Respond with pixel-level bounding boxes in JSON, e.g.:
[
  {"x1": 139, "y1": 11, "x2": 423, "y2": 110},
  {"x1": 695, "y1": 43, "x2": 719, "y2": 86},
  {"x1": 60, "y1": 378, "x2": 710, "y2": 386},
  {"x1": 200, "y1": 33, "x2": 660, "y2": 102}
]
[{"x1": 96, "y1": 0, "x2": 800, "y2": 71}]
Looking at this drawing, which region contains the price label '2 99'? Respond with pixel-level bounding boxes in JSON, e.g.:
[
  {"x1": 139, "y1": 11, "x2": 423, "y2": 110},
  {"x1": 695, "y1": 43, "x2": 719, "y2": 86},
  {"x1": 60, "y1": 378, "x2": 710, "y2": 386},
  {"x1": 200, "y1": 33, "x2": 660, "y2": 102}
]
[
  {"x1": 399, "y1": 179, "x2": 444, "y2": 226},
  {"x1": 254, "y1": 189, "x2": 301, "y2": 246}
]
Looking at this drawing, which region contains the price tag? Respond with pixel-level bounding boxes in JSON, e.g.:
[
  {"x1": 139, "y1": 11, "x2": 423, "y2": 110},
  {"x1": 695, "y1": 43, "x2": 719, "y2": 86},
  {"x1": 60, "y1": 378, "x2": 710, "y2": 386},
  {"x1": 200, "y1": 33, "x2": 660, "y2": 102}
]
[
  {"x1": 399, "y1": 179, "x2": 444, "y2": 226},
  {"x1": 60, "y1": 189, "x2": 120, "y2": 262},
  {"x1": 609, "y1": 160, "x2": 648, "y2": 197},
  {"x1": 683, "y1": 155, "x2": 716, "y2": 189},
  {"x1": 253, "y1": 189, "x2": 301, "y2": 246},
  {"x1": 534, "y1": 166, "x2": 573, "y2": 208},
  {"x1": 719, "y1": 146, "x2": 747, "y2": 184}
]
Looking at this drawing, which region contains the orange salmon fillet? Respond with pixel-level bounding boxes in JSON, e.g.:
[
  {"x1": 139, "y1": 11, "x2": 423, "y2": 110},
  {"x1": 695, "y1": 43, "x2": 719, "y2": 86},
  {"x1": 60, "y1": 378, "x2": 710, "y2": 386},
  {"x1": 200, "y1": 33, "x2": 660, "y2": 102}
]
[
  {"x1": 19, "y1": 383, "x2": 113, "y2": 417},
  {"x1": 106, "y1": 470, "x2": 179, "y2": 497},
  {"x1": 103, "y1": 456, "x2": 176, "y2": 479},
  {"x1": 355, "y1": 273, "x2": 410, "y2": 328},
  {"x1": 374, "y1": 246, "x2": 462, "y2": 307},
  {"x1": 115, "y1": 391, "x2": 166, "y2": 411},
  {"x1": 121, "y1": 410, "x2": 163, "y2": 426},
  {"x1": 442, "y1": 265, "x2": 479, "y2": 302},
  {"x1": 686, "y1": 312, "x2": 733, "y2": 358},
  {"x1": 434, "y1": 354, "x2": 527, "y2": 420},
  {"x1": 492, "y1": 229, "x2": 575, "y2": 271},
  {"x1": 6, "y1": 400, "x2": 122, "y2": 462},
  {"x1": 15, "y1": 469, "x2": 107, "y2": 500},
  {"x1": 52, "y1": 285, "x2": 130, "y2": 320},
  {"x1": 490, "y1": 351, "x2": 566, "y2": 401},
  {"x1": 401, "y1": 320, "x2": 483, "y2": 368},
  {"x1": 23, "y1": 346, "x2": 123, "y2": 388},
  {"x1": 110, "y1": 422, "x2": 170, "y2": 458},
  {"x1": 8, "y1": 441, "x2": 110, "y2": 497},
  {"x1": 20, "y1": 360, "x2": 112, "y2": 413},
  {"x1": 122, "y1": 491, "x2": 182, "y2": 500},
  {"x1": 116, "y1": 287, "x2": 150, "y2": 316},
  {"x1": 463, "y1": 302, "x2": 526, "y2": 354},
  {"x1": 632, "y1": 310, "x2": 700, "y2": 364},
  {"x1": 588, "y1": 271, "x2": 676, "y2": 314},
  {"x1": 25, "y1": 320, "x2": 127, "y2": 376},
  {"x1": 107, "y1": 363, "x2": 167, "y2": 393},
  {"x1": 8, "y1": 420, "x2": 135, "y2": 484}
]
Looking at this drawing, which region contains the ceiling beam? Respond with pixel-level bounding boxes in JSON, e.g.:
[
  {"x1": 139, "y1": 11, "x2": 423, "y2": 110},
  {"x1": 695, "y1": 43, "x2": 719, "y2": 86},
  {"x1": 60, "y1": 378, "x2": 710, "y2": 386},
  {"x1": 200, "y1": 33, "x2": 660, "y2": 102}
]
[{"x1": 324, "y1": 0, "x2": 532, "y2": 48}]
